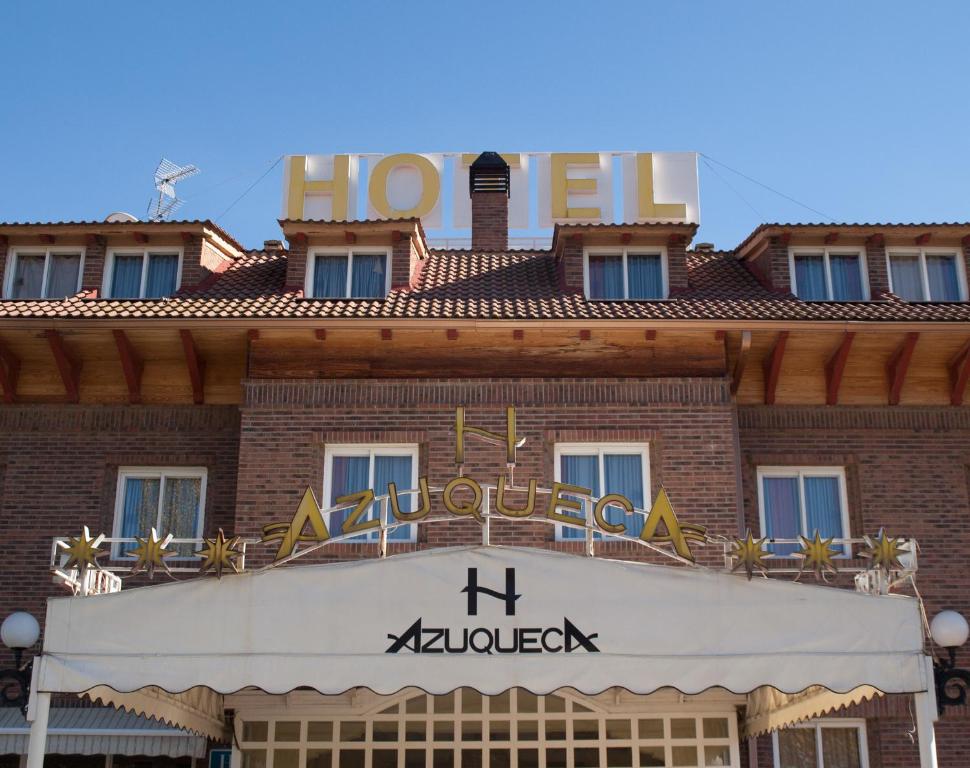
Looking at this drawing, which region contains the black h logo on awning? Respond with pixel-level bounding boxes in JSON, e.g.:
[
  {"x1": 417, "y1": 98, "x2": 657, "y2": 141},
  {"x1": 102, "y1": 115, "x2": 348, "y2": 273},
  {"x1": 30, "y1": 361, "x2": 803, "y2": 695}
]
[{"x1": 461, "y1": 567, "x2": 520, "y2": 616}]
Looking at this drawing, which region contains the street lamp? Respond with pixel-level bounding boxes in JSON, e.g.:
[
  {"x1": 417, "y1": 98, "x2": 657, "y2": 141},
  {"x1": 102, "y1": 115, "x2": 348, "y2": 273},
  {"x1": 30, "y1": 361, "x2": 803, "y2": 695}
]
[
  {"x1": 929, "y1": 609, "x2": 970, "y2": 713},
  {"x1": 0, "y1": 612, "x2": 39, "y2": 717}
]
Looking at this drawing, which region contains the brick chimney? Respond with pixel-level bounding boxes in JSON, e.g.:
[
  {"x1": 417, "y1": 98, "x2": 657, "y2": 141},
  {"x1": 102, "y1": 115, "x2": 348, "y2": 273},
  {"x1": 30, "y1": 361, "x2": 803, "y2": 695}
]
[{"x1": 470, "y1": 151, "x2": 509, "y2": 251}]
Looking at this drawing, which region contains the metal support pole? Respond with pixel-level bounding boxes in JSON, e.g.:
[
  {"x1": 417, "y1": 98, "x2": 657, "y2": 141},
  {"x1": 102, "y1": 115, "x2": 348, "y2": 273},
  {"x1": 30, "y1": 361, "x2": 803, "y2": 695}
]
[
  {"x1": 915, "y1": 658, "x2": 940, "y2": 768},
  {"x1": 25, "y1": 690, "x2": 49, "y2": 768}
]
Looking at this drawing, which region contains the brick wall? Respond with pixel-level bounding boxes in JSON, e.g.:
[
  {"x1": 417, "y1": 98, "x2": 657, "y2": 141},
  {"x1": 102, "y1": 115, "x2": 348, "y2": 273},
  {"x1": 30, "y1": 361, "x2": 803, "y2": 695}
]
[
  {"x1": 558, "y1": 238, "x2": 584, "y2": 290},
  {"x1": 667, "y1": 237, "x2": 689, "y2": 293},
  {"x1": 866, "y1": 239, "x2": 889, "y2": 297},
  {"x1": 471, "y1": 191, "x2": 508, "y2": 251}
]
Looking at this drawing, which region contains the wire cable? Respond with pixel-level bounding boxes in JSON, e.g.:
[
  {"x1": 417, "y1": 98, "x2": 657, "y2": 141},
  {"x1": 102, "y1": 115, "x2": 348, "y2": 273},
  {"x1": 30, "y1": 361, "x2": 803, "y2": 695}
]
[
  {"x1": 215, "y1": 155, "x2": 284, "y2": 222},
  {"x1": 701, "y1": 157, "x2": 764, "y2": 219}
]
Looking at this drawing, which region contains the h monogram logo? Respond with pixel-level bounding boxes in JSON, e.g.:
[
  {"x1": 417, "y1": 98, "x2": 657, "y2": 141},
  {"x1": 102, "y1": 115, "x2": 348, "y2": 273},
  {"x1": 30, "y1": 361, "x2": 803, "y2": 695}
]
[{"x1": 461, "y1": 567, "x2": 520, "y2": 616}]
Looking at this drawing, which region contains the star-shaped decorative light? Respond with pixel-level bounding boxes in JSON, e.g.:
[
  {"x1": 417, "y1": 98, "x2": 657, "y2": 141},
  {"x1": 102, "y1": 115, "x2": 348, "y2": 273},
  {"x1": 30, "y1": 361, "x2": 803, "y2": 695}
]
[
  {"x1": 731, "y1": 530, "x2": 772, "y2": 580},
  {"x1": 195, "y1": 529, "x2": 243, "y2": 578},
  {"x1": 861, "y1": 529, "x2": 907, "y2": 574},
  {"x1": 128, "y1": 528, "x2": 177, "y2": 579},
  {"x1": 794, "y1": 530, "x2": 841, "y2": 580},
  {"x1": 58, "y1": 526, "x2": 107, "y2": 574}
]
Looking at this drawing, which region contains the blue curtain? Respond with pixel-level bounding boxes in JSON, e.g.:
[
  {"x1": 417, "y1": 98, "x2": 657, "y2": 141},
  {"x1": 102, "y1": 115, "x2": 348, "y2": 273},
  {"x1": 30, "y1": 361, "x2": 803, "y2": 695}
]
[
  {"x1": 603, "y1": 454, "x2": 645, "y2": 537},
  {"x1": 804, "y1": 475, "x2": 844, "y2": 553},
  {"x1": 829, "y1": 254, "x2": 864, "y2": 300},
  {"x1": 560, "y1": 455, "x2": 599, "y2": 539},
  {"x1": 762, "y1": 476, "x2": 801, "y2": 555},
  {"x1": 889, "y1": 255, "x2": 924, "y2": 300},
  {"x1": 627, "y1": 254, "x2": 663, "y2": 299},
  {"x1": 350, "y1": 254, "x2": 386, "y2": 298},
  {"x1": 926, "y1": 255, "x2": 960, "y2": 301},
  {"x1": 120, "y1": 478, "x2": 160, "y2": 555},
  {"x1": 375, "y1": 455, "x2": 413, "y2": 541},
  {"x1": 794, "y1": 254, "x2": 826, "y2": 300},
  {"x1": 329, "y1": 456, "x2": 370, "y2": 538},
  {"x1": 588, "y1": 254, "x2": 624, "y2": 299},
  {"x1": 313, "y1": 255, "x2": 348, "y2": 298},
  {"x1": 111, "y1": 255, "x2": 143, "y2": 298},
  {"x1": 46, "y1": 254, "x2": 81, "y2": 298},
  {"x1": 145, "y1": 254, "x2": 179, "y2": 298},
  {"x1": 12, "y1": 254, "x2": 44, "y2": 298},
  {"x1": 161, "y1": 477, "x2": 202, "y2": 556}
]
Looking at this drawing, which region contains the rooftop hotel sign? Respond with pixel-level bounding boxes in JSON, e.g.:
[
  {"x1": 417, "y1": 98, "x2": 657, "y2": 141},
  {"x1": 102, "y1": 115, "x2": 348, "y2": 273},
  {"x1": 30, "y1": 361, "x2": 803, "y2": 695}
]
[{"x1": 282, "y1": 152, "x2": 700, "y2": 229}]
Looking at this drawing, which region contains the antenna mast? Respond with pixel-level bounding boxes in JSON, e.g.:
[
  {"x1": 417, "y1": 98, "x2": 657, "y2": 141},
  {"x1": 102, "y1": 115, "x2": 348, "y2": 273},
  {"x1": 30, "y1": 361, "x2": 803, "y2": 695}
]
[{"x1": 148, "y1": 158, "x2": 200, "y2": 221}]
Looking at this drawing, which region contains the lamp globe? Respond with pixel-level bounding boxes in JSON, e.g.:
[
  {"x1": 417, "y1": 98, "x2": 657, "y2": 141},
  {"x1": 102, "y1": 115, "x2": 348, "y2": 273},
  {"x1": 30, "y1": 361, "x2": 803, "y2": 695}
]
[
  {"x1": 0, "y1": 612, "x2": 40, "y2": 651},
  {"x1": 930, "y1": 610, "x2": 970, "y2": 650}
]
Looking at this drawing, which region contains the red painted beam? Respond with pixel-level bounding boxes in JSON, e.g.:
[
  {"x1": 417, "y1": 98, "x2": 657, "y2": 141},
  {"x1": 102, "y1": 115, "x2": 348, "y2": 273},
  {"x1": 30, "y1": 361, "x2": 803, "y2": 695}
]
[
  {"x1": 886, "y1": 332, "x2": 919, "y2": 406},
  {"x1": 714, "y1": 330, "x2": 726, "y2": 342},
  {"x1": 181, "y1": 232, "x2": 196, "y2": 244},
  {"x1": 446, "y1": 329, "x2": 459, "y2": 341},
  {"x1": 824, "y1": 232, "x2": 839, "y2": 245},
  {"x1": 0, "y1": 341, "x2": 20, "y2": 404},
  {"x1": 179, "y1": 329, "x2": 205, "y2": 405},
  {"x1": 865, "y1": 233, "x2": 885, "y2": 247},
  {"x1": 621, "y1": 233, "x2": 632, "y2": 244},
  {"x1": 39, "y1": 234, "x2": 55, "y2": 245},
  {"x1": 344, "y1": 231, "x2": 357, "y2": 244},
  {"x1": 45, "y1": 330, "x2": 81, "y2": 403},
  {"x1": 381, "y1": 329, "x2": 393, "y2": 341},
  {"x1": 915, "y1": 233, "x2": 931, "y2": 245},
  {"x1": 391, "y1": 230, "x2": 404, "y2": 243},
  {"x1": 948, "y1": 340, "x2": 970, "y2": 406},
  {"x1": 512, "y1": 330, "x2": 524, "y2": 341},
  {"x1": 133, "y1": 232, "x2": 149, "y2": 244},
  {"x1": 762, "y1": 331, "x2": 789, "y2": 405},
  {"x1": 248, "y1": 329, "x2": 261, "y2": 341},
  {"x1": 645, "y1": 330, "x2": 657, "y2": 341},
  {"x1": 579, "y1": 329, "x2": 591, "y2": 341},
  {"x1": 112, "y1": 330, "x2": 143, "y2": 404},
  {"x1": 313, "y1": 329, "x2": 326, "y2": 341},
  {"x1": 824, "y1": 332, "x2": 855, "y2": 405}
]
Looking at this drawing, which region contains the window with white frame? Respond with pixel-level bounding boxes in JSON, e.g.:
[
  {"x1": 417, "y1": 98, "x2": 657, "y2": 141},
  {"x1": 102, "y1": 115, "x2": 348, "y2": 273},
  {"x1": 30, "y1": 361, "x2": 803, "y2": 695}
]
[
  {"x1": 104, "y1": 248, "x2": 182, "y2": 299},
  {"x1": 789, "y1": 248, "x2": 868, "y2": 301},
  {"x1": 112, "y1": 467, "x2": 207, "y2": 558},
  {"x1": 4, "y1": 248, "x2": 84, "y2": 299},
  {"x1": 773, "y1": 719, "x2": 868, "y2": 768},
  {"x1": 584, "y1": 247, "x2": 667, "y2": 300},
  {"x1": 554, "y1": 444, "x2": 649, "y2": 541},
  {"x1": 757, "y1": 467, "x2": 850, "y2": 556},
  {"x1": 887, "y1": 248, "x2": 965, "y2": 302},
  {"x1": 323, "y1": 444, "x2": 418, "y2": 542},
  {"x1": 308, "y1": 248, "x2": 390, "y2": 299}
]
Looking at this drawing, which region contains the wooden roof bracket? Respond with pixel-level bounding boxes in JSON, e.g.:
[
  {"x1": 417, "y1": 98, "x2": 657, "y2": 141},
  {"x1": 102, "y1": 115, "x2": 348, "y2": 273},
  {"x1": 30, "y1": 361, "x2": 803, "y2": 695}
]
[
  {"x1": 762, "y1": 331, "x2": 789, "y2": 405},
  {"x1": 112, "y1": 330, "x2": 143, "y2": 404},
  {"x1": 179, "y1": 329, "x2": 205, "y2": 405},
  {"x1": 887, "y1": 332, "x2": 919, "y2": 406},
  {"x1": 824, "y1": 332, "x2": 855, "y2": 405},
  {"x1": 730, "y1": 330, "x2": 752, "y2": 396},
  {"x1": 45, "y1": 330, "x2": 81, "y2": 403},
  {"x1": 948, "y1": 339, "x2": 970, "y2": 406},
  {"x1": 0, "y1": 340, "x2": 20, "y2": 404}
]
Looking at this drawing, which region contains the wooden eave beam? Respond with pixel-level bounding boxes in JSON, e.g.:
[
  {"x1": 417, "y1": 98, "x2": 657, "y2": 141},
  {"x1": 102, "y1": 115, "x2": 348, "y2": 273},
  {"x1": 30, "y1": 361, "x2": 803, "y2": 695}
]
[
  {"x1": 948, "y1": 340, "x2": 970, "y2": 406},
  {"x1": 179, "y1": 329, "x2": 205, "y2": 405},
  {"x1": 886, "y1": 332, "x2": 919, "y2": 406},
  {"x1": 0, "y1": 341, "x2": 20, "y2": 403},
  {"x1": 112, "y1": 330, "x2": 143, "y2": 404},
  {"x1": 762, "y1": 331, "x2": 789, "y2": 405},
  {"x1": 730, "y1": 330, "x2": 752, "y2": 396},
  {"x1": 824, "y1": 332, "x2": 855, "y2": 405},
  {"x1": 45, "y1": 330, "x2": 81, "y2": 403}
]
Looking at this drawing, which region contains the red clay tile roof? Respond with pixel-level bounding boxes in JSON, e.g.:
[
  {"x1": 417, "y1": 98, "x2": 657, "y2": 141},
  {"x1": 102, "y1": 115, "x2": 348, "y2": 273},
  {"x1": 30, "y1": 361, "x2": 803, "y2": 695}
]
[{"x1": 3, "y1": 246, "x2": 970, "y2": 323}]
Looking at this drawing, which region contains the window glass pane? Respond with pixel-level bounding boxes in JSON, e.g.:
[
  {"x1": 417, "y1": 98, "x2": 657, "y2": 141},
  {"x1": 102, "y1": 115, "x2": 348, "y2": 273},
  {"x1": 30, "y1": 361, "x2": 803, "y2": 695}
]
[
  {"x1": 329, "y1": 455, "x2": 370, "y2": 538},
  {"x1": 639, "y1": 746, "x2": 665, "y2": 767},
  {"x1": 703, "y1": 718, "x2": 729, "y2": 738},
  {"x1": 821, "y1": 726, "x2": 862, "y2": 768},
  {"x1": 588, "y1": 253, "x2": 624, "y2": 299},
  {"x1": 889, "y1": 254, "x2": 925, "y2": 301},
  {"x1": 314, "y1": 255, "x2": 349, "y2": 298},
  {"x1": 803, "y1": 476, "x2": 844, "y2": 548},
  {"x1": 46, "y1": 254, "x2": 81, "y2": 298},
  {"x1": 350, "y1": 253, "x2": 387, "y2": 298},
  {"x1": 120, "y1": 478, "x2": 160, "y2": 555},
  {"x1": 160, "y1": 477, "x2": 202, "y2": 556},
  {"x1": 275, "y1": 721, "x2": 302, "y2": 741},
  {"x1": 794, "y1": 254, "x2": 827, "y2": 300},
  {"x1": 375, "y1": 454, "x2": 413, "y2": 541},
  {"x1": 242, "y1": 721, "x2": 268, "y2": 742},
  {"x1": 374, "y1": 722, "x2": 398, "y2": 741},
  {"x1": 274, "y1": 750, "x2": 299, "y2": 768},
  {"x1": 559, "y1": 454, "x2": 599, "y2": 539},
  {"x1": 241, "y1": 750, "x2": 266, "y2": 768},
  {"x1": 603, "y1": 453, "x2": 645, "y2": 537},
  {"x1": 627, "y1": 253, "x2": 664, "y2": 299},
  {"x1": 829, "y1": 254, "x2": 864, "y2": 301},
  {"x1": 926, "y1": 253, "x2": 961, "y2": 301},
  {"x1": 144, "y1": 253, "x2": 179, "y2": 297},
  {"x1": 778, "y1": 729, "x2": 818, "y2": 768},
  {"x1": 12, "y1": 254, "x2": 45, "y2": 298},
  {"x1": 306, "y1": 750, "x2": 332, "y2": 768},
  {"x1": 111, "y1": 254, "x2": 144, "y2": 298},
  {"x1": 704, "y1": 745, "x2": 731, "y2": 766},
  {"x1": 762, "y1": 476, "x2": 801, "y2": 555},
  {"x1": 670, "y1": 719, "x2": 696, "y2": 738},
  {"x1": 671, "y1": 746, "x2": 697, "y2": 766}
]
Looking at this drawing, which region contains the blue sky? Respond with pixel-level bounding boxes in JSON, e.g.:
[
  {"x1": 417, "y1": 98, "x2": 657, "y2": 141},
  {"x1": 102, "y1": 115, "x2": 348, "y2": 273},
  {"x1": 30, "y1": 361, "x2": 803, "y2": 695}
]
[{"x1": 2, "y1": 0, "x2": 969, "y2": 251}]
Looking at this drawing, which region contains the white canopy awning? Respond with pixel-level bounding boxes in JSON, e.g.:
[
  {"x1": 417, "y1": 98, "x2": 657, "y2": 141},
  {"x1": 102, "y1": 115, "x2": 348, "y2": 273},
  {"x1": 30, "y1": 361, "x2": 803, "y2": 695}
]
[{"x1": 36, "y1": 546, "x2": 930, "y2": 736}]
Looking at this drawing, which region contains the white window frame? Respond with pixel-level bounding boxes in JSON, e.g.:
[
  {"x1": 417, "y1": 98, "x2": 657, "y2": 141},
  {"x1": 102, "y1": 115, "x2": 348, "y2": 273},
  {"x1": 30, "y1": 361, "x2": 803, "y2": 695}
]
[
  {"x1": 102, "y1": 247, "x2": 184, "y2": 299},
  {"x1": 306, "y1": 246, "x2": 392, "y2": 299},
  {"x1": 788, "y1": 247, "x2": 870, "y2": 301},
  {"x1": 886, "y1": 247, "x2": 968, "y2": 302},
  {"x1": 772, "y1": 718, "x2": 869, "y2": 768},
  {"x1": 3, "y1": 246, "x2": 86, "y2": 299},
  {"x1": 756, "y1": 466, "x2": 851, "y2": 555},
  {"x1": 110, "y1": 466, "x2": 208, "y2": 559},
  {"x1": 583, "y1": 246, "x2": 669, "y2": 300},
  {"x1": 323, "y1": 443, "x2": 419, "y2": 543},
  {"x1": 553, "y1": 443, "x2": 650, "y2": 541}
]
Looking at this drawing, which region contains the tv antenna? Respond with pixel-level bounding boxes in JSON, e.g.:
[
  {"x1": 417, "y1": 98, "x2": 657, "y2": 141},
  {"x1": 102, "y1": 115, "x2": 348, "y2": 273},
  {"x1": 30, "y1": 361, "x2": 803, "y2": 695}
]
[{"x1": 147, "y1": 158, "x2": 199, "y2": 221}]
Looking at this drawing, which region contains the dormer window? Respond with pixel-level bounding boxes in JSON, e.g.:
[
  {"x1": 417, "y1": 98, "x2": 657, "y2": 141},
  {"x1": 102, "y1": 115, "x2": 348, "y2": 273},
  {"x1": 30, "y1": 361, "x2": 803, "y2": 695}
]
[
  {"x1": 887, "y1": 248, "x2": 965, "y2": 302},
  {"x1": 789, "y1": 248, "x2": 868, "y2": 301},
  {"x1": 105, "y1": 249, "x2": 182, "y2": 299},
  {"x1": 584, "y1": 247, "x2": 667, "y2": 300},
  {"x1": 4, "y1": 248, "x2": 84, "y2": 299},
  {"x1": 307, "y1": 247, "x2": 390, "y2": 299}
]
